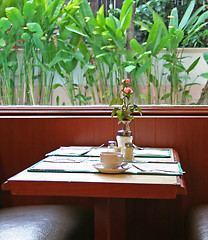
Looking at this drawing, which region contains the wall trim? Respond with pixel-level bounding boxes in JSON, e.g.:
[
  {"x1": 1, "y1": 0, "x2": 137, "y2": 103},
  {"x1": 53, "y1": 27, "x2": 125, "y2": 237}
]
[{"x1": 0, "y1": 105, "x2": 208, "y2": 117}]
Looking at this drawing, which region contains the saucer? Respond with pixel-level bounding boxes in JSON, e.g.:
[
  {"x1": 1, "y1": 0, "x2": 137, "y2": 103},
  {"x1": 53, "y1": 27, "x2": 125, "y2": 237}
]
[{"x1": 93, "y1": 163, "x2": 131, "y2": 174}]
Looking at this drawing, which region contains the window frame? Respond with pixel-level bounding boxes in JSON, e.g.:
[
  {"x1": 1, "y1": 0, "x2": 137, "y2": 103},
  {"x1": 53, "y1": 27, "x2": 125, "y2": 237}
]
[{"x1": 0, "y1": 106, "x2": 207, "y2": 117}]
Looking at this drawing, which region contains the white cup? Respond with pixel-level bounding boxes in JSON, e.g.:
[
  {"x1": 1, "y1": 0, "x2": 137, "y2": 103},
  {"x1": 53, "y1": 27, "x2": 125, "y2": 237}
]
[{"x1": 100, "y1": 152, "x2": 123, "y2": 169}]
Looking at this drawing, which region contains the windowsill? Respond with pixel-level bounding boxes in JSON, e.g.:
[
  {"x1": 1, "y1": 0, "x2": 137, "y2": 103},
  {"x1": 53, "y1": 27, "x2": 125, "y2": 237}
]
[{"x1": 0, "y1": 105, "x2": 207, "y2": 116}]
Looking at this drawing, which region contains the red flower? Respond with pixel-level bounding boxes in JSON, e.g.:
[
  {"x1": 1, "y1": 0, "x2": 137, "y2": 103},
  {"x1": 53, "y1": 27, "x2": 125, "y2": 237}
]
[
  {"x1": 122, "y1": 78, "x2": 130, "y2": 85},
  {"x1": 13, "y1": 39, "x2": 24, "y2": 48},
  {"x1": 89, "y1": 54, "x2": 95, "y2": 65},
  {"x1": 124, "y1": 87, "x2": 133, "y2": 94}
]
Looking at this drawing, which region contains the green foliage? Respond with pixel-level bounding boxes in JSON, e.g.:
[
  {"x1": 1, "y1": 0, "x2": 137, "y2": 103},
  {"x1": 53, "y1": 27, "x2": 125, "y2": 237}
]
[{"x1": 0, "y1": 0, "x2": 206, "y2": 106}]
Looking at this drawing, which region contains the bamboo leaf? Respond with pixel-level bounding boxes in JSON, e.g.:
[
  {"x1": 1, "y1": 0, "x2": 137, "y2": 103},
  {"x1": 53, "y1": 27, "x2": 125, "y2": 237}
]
[
  {"x1": 134, "y1": 20, "x2": 151, "y2": 32},
  {"x1": 125, "y1": 65, "x2": 136, "y2": 72},
  {"x1": 185, "y1": 5, "x2": 205, "y2": 29},
  {"x1": 105, "y1": 17, "x2": 117, "y2": 31},
  {"x1": 203, "y1": 53, "x2": 208, "y2": 64},
  {"x1": 130, "y1": 39, "x2": 144, "y2": 54},
  {"x1": 5, "y1": 7, "x2": 24, "y2": 29},
  {"x1": 96, "y1": 5, "x2": 105, "y2": 26},
  {"x1": 179, "y1": 0, "x2": 195, "y2": 30},
  {"x1": 147, "y1": 5, "x2": 168, "y2": 37},
  {"x1": 161, "y1": 93, "x2": 171, "y2": 100},
  {"x1": 178, "y1": 75, "x2": 191, "y2": 79},
  {"x1": 185, "y1": 83, "x2": 200, "y2": 87},
  {"x1": 135, "y1": 61, "x2": 151, "y2": 79},
  {"x1": 153, "y1": 35, "x2": 170, "y2": 55},
  {"x1": 169, "y1": 7, "x2": 178, "y2": 29},
  {"x1": 120, "y1": 0, "x2": 133, "y2": 32},
  {"x1": 192, "y1": 10, "x2": 208, "y2": 28},
  {"x1": 27, "y1": 22, "x2": 43, "y2": 38},
  {"x1": 186, "y1": 57, "x2": 200, "y2": 74},
  {"x1": 110, "y1": 99, "x2": 117, "y2": 105},
  {"x1": 105, "y1": 25, "x2": 125, "y2": 52},
  {"x1": 65, "y1": 26, "x2": 88, "y2": 37},
  {"x1": 0, "y1": 18, "x2": 11, "y2": 33},
  {"x1": 53, "y1": 83, "x2": 62, "y2": 89},
  {"x1": 200, "y1": 73, "x2": 208, "y2": 79},
  {"x1": 23, "y1": 0, "x2": 35, "y2": 22},
  {"x1": 116, "y1": 28, "x2": 123, "y2": 41},
  {"x1": 0, "y1": 38, "x2": 6, "y2": 47}
]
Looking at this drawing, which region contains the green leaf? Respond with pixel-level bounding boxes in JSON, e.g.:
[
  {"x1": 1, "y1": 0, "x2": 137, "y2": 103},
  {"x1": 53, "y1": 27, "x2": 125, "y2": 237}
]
[
  {"x1": 147, "y1": 5, "x2": 168, "y2": 37},
  {"x1": 130, "y1": 39, "x2": 144, "y2": 54},
  {"x1": 140, "y1": 94, "x2": 147, "y2": 100},
  {"x1": 161, "y1": 93, "x2": 171, "y2": 100},
  {"x1": 190, "y1": 10, "x2": 208, "y2": 30},
  {"x1": 169, "y1": 8, "x2": 178, "y2": 29},
  {"x1": 115, "y1": 28, "x2": 123, "y2": 41},
  {"x1": 200, "y1": 73, "x2": 208, "y2": 79},
  {"x1": 177, "y1": 75, "x2": 191, "y2": 80},
  {"x1": 53, "y1": 83, "x2": 62, "y2": 89},
  {"x1": 56, "y1": 95, "x2": 60, "y2": 105},
  {"x1": 96, "y1": 5, "x2": 105, "y2": 26},
  {"x1": 110, "y1": 99, "x2": 117, "y2": 105},
  {"x1": 179, "y1": 0, "x2": 195, "y2": 30},
  {"x1": 120, "y1": 0, "x2": 133, "y2": 32},
  {"x1": 5, "y1": 7, "x2": 24, "y2": 29},
  {"x1": 118, "y1": 98, "x2": 123, "y2": 105},
  {"x1": 186, "y1": 57, "x2": 200, "y2": 74},
  {"x1": 125, "y1": 65, "x2": 136, "y2": 73},
  {"x1": 23, "y1": 1, "x2": 35, "y2": 22},
  {"x1": 153, "y1": 35, "x2": 170, "y2": 55},
  {"x1": 86, "y1": 65, "x2": 96, "y2": 69},
  {"x1": 203, "y1": 53, "x2": 208, "y2": 65},
  {"x1": 105, "y1": 25, "x2": 125, "y2": 52},
  {"x1": 22, "y1": 32, "x2": 30, "y2": 42},
  {"x1": 27, "y1": 22, "x2": 43, "y2": 38},
  {"x1": 185, "y1": 83, "x2": 200, "y2": 87},
  {"x1": 111, "y1": 107, "x2": 119, "y2": 116},
  {"x1": 0, "y1": 38, "x2": 6, "y2": 47},
  {"x1": 65, "y1": 26, "x2": 88, "y2": 37},
  {"x1": 135, "y1": 61, "x2": 151, "y2": 79},
  {"x1": 134, "y1": 20, "x2": 151, "y2": 32},
  {"x1": 105, "y1": 17, "x2": 117, "y2": 31},
  {"x1": 0, "y1": 18, "x2": 11, "y2": 34}
]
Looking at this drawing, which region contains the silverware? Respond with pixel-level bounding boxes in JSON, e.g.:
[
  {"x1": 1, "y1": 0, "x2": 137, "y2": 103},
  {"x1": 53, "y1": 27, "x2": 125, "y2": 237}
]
[
  {"x1": 132, "y1": 164, "x2": 185, "y2": 174},
  {"x1": 133, "y1": 161, "x2": 178, "y2": 164},
  {"x1": 132, "y1": 144, "x2": 144, "y2": 150},
  {"x1": 120, "y1": 162, "x2": 131, "y2": 169},
  {"x1": 93, "y1": 144, "x2": 104, "y2": 149}
]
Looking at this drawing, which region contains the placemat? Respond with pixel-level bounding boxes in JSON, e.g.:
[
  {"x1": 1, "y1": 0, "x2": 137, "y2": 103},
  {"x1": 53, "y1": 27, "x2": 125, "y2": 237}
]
[
  {"x1": 28, "y1": 157, "x2": 184, "y2": 176},
  {"x1": 46, "y1": 146, "x2": 171, "y2": 158}
]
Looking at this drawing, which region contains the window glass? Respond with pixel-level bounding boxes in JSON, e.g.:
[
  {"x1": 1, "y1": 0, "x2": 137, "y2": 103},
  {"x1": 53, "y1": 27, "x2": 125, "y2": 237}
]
[{"x1": 0, "y1": 0, "x2": 207, "y2": 106}]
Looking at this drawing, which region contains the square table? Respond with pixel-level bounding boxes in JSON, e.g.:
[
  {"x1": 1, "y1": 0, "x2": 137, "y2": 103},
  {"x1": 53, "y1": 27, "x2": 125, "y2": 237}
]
[{"x1": 2, "y1": 148, "x2": 186, "y2": 240}]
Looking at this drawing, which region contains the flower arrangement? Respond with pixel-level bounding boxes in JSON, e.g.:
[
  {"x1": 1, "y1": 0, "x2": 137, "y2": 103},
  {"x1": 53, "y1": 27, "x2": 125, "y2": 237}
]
[{"x1": 110, "y1": 79, "x2": 142, "y2": 122}]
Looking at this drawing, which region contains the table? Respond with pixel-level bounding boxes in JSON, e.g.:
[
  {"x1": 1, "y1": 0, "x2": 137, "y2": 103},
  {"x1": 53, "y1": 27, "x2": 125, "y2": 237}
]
[{"x1": 2, "y1": 149, "x2": 186, "y2": 240}]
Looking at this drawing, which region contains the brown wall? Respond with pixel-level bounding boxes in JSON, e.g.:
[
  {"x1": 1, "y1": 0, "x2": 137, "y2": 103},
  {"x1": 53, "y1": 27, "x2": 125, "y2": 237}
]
[{"x1": 0, "y1": 106, "x2": 208, "y2": 240}]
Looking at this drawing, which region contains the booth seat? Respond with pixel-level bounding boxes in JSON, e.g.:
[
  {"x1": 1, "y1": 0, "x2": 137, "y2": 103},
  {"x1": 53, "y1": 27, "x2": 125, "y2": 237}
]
[
  {"x1": 0, "y1": 204, "x2": 94, "y2": 240},
  {"x1": 186, "y1": 204, "x2": 208, "y2": 240}
]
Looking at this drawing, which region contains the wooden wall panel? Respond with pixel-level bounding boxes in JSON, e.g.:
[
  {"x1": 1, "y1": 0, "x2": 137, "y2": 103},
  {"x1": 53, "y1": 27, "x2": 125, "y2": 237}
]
[{"x1": 0, "y1": 107, "x2": 208, "y2": 240}]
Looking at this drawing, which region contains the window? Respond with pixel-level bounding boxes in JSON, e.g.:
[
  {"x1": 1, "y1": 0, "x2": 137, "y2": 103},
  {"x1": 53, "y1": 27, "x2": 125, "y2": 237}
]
[{"x1": 0, "y1": 0, "x2": 207, "y2": 106}]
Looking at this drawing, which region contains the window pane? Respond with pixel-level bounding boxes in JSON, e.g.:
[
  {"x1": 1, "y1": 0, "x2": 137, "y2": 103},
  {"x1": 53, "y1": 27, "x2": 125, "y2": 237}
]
[{"x1": 0, "y1": 0, "x2": 207, "y2": 106}]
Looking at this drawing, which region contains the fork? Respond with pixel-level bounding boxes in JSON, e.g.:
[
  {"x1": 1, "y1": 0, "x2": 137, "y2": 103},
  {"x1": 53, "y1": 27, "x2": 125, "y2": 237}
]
[{"x1": 132, "y1": 164, "x2": 185, "y2": 174}]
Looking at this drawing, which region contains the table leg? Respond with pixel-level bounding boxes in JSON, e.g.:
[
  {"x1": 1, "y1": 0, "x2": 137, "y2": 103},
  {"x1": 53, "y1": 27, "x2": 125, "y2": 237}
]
[{"x1": 94, "y1": 198, "x2": 126, "y2": 240}]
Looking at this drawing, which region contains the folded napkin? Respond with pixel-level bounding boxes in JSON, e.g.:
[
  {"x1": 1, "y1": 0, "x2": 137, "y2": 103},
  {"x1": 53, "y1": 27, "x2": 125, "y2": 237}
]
[
  {"x1": 130, "y1": 162, "x2": 184, "y2": 176},
  {"x1": 46, "y1": 146, "x2": 171, "y2": 158},
  {"x1": 46, "y1": 146, "x2": 92, "y2": 157},
  {"x1": 28, "y1": 160, "x2": 98, "y2": 173},
  {"x1": 134, "y1": 148, "x2": 171, "y2": 158}
]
